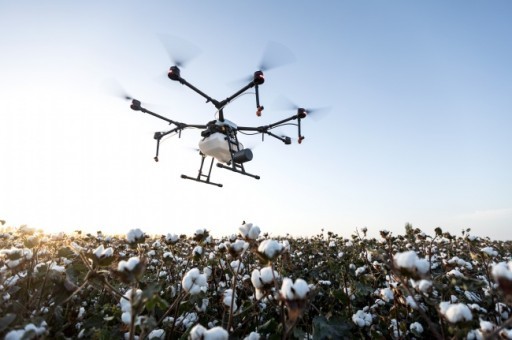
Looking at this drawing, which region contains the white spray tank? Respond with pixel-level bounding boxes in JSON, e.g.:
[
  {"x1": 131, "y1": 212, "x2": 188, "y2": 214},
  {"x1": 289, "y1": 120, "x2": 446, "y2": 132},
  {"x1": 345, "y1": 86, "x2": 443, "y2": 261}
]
[{"x1": 198, "y1": 120, "x2": 246, "y2": 164}]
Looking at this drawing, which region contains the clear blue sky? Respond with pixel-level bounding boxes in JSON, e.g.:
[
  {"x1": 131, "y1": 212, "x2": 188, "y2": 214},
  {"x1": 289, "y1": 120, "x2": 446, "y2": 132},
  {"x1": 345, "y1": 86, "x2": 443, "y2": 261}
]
[{"x1": 1, "y1": 1, "x2": 511, "y2": 239}]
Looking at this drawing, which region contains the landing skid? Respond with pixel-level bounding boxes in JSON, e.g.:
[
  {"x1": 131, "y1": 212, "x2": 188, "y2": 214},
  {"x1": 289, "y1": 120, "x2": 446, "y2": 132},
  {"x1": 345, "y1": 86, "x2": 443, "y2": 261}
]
[
  {"x1": 181, "y1": 155, "x2": 223, "y2": 187},
  {"x1": 181, "y1": 174, "x2": 222, "y2": 187},
  {"x1": 217, "y1": 163, "x2": 260, "y2": 180}
]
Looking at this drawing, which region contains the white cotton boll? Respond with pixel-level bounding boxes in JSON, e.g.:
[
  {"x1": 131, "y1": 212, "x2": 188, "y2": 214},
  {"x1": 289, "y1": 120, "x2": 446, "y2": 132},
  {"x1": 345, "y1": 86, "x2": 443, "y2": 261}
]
[
  {"x1": 415, "y1": 259, "x2": 429, "y2": 275},
  {"x1": 77, "y1": 307, "x2": 85, "y2": 319},
  {"x1": 251, "y1": 269, "x2": 264, "y2": 289},
  {"x1": 182, "y1": 268, "x2": 208, "y2": 295},
  {"x1": 292, "y1": 279, "x2": 309, "y2": 299},
  {"x1": 439, "y1": 301, "x2": 473, "y2": 323},
  {"x1": 410, "y1": 322, "x2": 423, "y2": 334},
  {"x1": 126, "y1": 228, "x2": 144, "y2": 243},
  {"x1": 231, "y1": 240, "x2": 249, "y2": 254},
  {"x1": 380, "y1": 288, "x2": 394, "y2": 302},
  {"x1": 281, "y1": 240, "x2": 290, "y2": 252},
  {"x1": 258, "y1": 239, "x2": 284, "y2": 260},
  {"x1": 481, "y1": 247, "x2": 498, "y2": 257},
  {"x1": 165, "y1": 233, "x2": 179, "y2": 243},
  {"x1": 479, "y1": 319, "x2": 494, "y2": 333},
  {"x1": 248, "y1": 225, "x2": 261, "y2": 240},
  {"x1": 148, "y1": 329, "x2": 165, "y2": 339},
  {"x1": 118, "y1": 257, "x2": 140, "y2": 272},
  {"x1": 447, "y1": 269, "x2": 464, "y2": 278},
  {"x1": 352, "y1": 310, "x2": 372, "y2": 328},
  {"x1": 406, "y1": 295, "x2": 418, "y2": 309},
  {"x1": 260, "y1": 266, "x2": 278, "y2": 284},
  {"x1": 492, "y1": 261, "x2": 512, "y2": 280},
  {"x1": 394, "y1": 251, "x2": 419, "y2": 270},
  {"x1": 239, "y1": 223, "x2": 252, "y2": 238},
  {"x1": 189, "y1": 324, "x2": 206, "y2": 339},
  {"x1": 281, "y1": 278, "x2": 293, "y2": 300},
  {"x1": 244, "y1": 332, "x2": 261, "y2": 340},
  {"x1": 204, "y1": 327, "x2": 229, "y2": 340},
  {"x1": 193, "y1": 246, "x2": 203, "y2": 256},
  {"x1": 5, "y1": 330, "x2": 26, "y2": 340},
  {"x1": 418, "y1": 280, "x2": 432, "y2": 292},
  {"x1": 355, "y1": 266, "x2": 367, "y2": 276},
  {"x1": 281, "y1": 278, "x2": 309, "y2": 300},
  {"x1": 223, "y1": 289, "x2": 237, "y2": 311}
]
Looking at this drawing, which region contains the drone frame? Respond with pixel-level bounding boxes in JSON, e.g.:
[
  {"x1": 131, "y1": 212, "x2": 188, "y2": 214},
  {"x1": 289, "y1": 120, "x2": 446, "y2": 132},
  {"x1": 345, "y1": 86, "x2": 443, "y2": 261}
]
[{"x1": 129, "y1": 65, "x2": 307, "y2": 187}]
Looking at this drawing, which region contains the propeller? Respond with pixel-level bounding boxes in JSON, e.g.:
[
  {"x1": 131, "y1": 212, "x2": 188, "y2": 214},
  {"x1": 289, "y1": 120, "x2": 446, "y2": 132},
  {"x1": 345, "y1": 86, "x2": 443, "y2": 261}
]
[
  {"x1": 102, "y1": 78, "x2": 135, "y2": 101},
  {"x1": 232, "y1": 41, "x2": 296, "y2": 85},
  {"x1": 258, "y1": 41, "x2": 296, "y2": 73},
  {"x1": 158, "y1": 34, "x2": 202, "y2": 68},
  {"x1": 274, "y1": 97, "x2": 331, "y2": 121}
]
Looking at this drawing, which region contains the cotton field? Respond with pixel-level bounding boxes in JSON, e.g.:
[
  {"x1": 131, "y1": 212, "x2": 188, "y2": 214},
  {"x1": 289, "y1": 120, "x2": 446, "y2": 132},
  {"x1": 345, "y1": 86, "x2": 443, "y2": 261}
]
[{"x1": 0, "y1": 221, "x2": 511, "y2": 339}]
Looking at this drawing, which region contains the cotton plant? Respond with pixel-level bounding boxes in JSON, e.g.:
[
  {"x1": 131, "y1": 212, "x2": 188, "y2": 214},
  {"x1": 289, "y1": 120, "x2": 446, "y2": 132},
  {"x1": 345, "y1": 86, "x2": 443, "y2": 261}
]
[{"x1": 280, "y1": 278, "x2": 310, "y2": 322}]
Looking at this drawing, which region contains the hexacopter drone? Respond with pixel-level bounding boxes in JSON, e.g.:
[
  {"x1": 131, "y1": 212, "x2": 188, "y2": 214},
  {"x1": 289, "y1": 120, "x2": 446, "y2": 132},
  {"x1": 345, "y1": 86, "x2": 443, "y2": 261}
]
[{"x1": 126, "y1": 42, "x2": 319, "y2": 187}]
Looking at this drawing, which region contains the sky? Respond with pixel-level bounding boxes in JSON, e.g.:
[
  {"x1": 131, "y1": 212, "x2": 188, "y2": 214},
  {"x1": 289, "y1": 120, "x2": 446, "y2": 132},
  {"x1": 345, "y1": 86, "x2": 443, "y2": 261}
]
[{"x1": 1, "y1": 1, "x2": 511, "y2": 240}]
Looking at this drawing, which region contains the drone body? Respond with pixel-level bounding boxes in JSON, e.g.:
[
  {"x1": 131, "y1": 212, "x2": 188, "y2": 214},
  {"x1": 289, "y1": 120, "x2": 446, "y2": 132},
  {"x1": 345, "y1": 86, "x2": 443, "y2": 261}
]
[{"x1": 127, "y1": 46, "x2": 312, "y2": 187}]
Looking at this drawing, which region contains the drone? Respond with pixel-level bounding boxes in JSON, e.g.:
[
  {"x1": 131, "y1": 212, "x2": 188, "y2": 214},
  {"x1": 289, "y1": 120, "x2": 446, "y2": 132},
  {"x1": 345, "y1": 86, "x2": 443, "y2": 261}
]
[{"x1": 126, "y1": 43, "x2": 318, "y2": 187}]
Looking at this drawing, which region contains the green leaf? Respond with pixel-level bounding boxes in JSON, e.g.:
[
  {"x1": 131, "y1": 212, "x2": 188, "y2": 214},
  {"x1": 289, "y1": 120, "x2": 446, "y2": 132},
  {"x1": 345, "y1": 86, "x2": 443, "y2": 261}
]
[
  {"x1": 0, "y1": 313, "x2": 16, "y2": 333},
  {"x1": 58, "y1": 247, "x2": 75, "y2": 258},
  {"x1": 312, "y1": 315, "x2": 352, "y2": 340}
]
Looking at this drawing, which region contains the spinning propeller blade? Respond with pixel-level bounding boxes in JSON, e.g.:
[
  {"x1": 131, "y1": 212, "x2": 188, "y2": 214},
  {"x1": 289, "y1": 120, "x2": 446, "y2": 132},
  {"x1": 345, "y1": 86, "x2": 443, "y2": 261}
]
[
  {"x1": 103, "y1": 78, "x2": 134, "y2": 101},
  {"x1": 231, "y1": 41, "x2": 296, "y2": 85},
  {"x1": 274, "y1": 97, "x2": 331, "y2": 120},
  {"x1": 158, "y1": 34, "x2": 202, "y2": 68},
  {"x1": 258, "y1": 41, "x2": 296, "y2": 72}
]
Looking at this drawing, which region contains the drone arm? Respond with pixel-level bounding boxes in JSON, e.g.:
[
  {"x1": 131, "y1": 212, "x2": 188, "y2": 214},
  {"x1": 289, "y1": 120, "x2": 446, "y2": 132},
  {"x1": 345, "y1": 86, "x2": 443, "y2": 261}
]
[
  {"x1": 238, "y1": 113, "x2": 305, "y2": 144},
  {"x1": 177, "y1": 77, "x2": 218, "y2": 106},
  {"x1": 131, "y1": 100, "x2": 180, "y2": 125}
]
